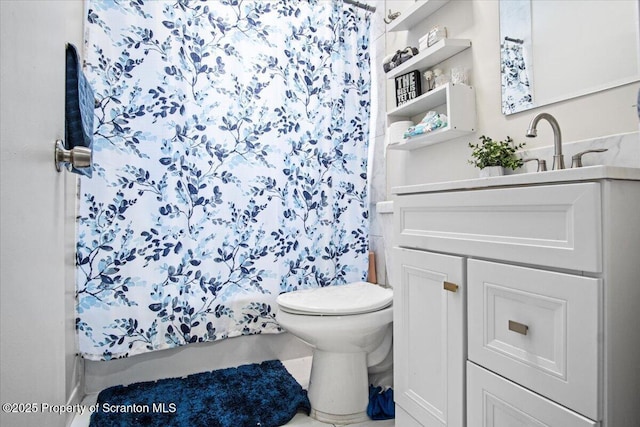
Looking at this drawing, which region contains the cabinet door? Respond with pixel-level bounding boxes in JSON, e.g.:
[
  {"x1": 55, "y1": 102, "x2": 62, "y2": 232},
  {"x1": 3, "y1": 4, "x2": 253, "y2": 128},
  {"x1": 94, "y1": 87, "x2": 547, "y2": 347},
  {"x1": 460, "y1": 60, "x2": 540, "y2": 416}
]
[{"x1": 394, "y1": 247, "x2": 466, "y2": 427}]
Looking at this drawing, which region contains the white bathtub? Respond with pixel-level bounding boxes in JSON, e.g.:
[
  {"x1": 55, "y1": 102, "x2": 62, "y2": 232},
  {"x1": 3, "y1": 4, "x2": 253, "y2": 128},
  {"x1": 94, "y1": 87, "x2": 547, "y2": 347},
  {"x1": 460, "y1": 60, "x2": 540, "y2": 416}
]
[{"x1": 83, "y1": 332, "x2": 312, "y2": 394}]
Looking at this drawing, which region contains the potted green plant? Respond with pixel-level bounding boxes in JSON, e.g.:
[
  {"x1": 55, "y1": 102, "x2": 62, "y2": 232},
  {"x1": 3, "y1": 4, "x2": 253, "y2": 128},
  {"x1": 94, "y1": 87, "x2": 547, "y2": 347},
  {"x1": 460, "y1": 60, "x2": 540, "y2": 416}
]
[{"x1": 468, "y1": 135, "x2": 525, "y2": 177}]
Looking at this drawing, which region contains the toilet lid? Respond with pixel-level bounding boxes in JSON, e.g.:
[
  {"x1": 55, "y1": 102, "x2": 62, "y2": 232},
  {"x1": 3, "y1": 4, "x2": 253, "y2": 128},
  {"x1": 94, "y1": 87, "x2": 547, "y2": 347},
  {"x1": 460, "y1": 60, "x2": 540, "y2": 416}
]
[{"x1": 276, "y1": 282, "x2": 393, "y2": 315}]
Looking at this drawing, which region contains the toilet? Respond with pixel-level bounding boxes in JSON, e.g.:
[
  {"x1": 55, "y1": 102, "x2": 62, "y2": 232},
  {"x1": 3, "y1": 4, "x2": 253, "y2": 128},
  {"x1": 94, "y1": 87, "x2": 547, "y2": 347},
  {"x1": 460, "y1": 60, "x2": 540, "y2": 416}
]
[{"x1": 275, "y1": 281, "x2": 393, "y2": 424}]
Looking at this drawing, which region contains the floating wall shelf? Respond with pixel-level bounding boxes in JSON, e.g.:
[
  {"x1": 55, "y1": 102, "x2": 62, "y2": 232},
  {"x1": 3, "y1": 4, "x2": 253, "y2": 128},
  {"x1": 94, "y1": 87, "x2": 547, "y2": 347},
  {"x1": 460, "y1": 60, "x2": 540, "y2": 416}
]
[
  {"x1": 388, "y1": 83, "x2": 448, "y2": 118},
  {"x1": 386, "y1": 39, "x2": 472, "y2": 80},
  {"x1": 387, "y1": 83, "x2": 476, "y2": 151},
  {"x1": 387, "y1": 127, "x2": 474, "y2": 151},
  {"x1": 387, "y1": 0, "x2": 451, "y2": 32}
]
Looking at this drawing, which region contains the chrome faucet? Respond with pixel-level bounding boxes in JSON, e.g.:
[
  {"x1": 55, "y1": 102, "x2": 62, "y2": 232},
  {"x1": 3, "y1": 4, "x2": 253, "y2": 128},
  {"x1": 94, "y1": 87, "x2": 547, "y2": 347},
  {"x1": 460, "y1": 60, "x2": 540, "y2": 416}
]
[{"x1": 525, "y1": 113, "x2": 564, "y2": 170}]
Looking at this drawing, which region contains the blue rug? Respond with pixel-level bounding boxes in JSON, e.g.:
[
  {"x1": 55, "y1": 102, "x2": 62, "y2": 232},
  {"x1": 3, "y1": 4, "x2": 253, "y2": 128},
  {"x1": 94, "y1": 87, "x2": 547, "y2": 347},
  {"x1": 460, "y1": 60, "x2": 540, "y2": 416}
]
[{"x1": 89, "y1": 360, "x2": 310, "y2": 427}]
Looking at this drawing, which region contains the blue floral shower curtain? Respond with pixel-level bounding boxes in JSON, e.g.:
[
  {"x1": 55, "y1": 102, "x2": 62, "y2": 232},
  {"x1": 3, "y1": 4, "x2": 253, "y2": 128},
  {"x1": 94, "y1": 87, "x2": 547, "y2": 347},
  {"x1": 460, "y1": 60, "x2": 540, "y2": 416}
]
[{"x1": 77, "y1": 0, "x2": 371, "y2": 361}]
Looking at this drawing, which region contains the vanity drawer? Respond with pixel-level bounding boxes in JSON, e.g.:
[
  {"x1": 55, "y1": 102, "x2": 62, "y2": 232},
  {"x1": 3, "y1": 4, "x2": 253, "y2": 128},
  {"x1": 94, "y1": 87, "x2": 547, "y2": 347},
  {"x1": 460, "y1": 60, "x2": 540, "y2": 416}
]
[
  {"x1": 394, "y1": 182, "x2": 602, "y2": 272},
  {"x1": 467, "y1": 362, "x2": 597, "y2": 427},
  {"x1": 468, "y1": 259, "x2": 601, "y2": 420}
]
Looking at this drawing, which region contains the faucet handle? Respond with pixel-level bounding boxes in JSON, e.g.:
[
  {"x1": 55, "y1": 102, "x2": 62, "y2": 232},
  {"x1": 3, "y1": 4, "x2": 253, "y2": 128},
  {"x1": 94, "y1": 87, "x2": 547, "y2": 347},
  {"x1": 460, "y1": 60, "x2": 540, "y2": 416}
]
[
  {"x1": 571, "y1": 148, "x2": 608, "y2": 168},
  {"x1": 523, "y1": 157, "x2": 547, "y2": 172}
]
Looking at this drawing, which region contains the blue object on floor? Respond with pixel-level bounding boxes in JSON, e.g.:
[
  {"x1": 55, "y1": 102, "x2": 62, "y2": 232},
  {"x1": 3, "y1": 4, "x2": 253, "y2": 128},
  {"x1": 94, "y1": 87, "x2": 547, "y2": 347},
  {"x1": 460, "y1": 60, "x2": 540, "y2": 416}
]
[
  {"x1": 367, "y1": 385, "x2": 395, "y2": 420},
  {"x1": 89, "y1": 360, "x2": 310, "y2": 427}
]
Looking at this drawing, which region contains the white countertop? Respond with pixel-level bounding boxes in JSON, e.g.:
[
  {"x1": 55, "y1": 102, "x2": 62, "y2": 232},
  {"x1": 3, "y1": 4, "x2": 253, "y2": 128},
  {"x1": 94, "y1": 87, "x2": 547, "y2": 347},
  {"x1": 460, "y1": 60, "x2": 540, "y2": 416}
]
[{"x1": 392, "y1": 166, "x2": 640, "y2": 195}]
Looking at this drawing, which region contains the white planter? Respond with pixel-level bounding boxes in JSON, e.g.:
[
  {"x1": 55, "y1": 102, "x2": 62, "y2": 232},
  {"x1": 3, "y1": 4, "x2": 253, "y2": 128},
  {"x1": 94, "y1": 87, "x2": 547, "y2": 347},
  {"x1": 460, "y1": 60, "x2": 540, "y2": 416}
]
[{"x1": 479, "y1": 166, "x2": 504, "y2": 178}]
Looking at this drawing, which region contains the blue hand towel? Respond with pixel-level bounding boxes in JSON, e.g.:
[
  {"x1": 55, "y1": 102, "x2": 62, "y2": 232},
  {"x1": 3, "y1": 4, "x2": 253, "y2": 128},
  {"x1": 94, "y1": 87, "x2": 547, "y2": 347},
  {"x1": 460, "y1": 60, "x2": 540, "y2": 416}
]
[{"x1": 65, "y1": 43, "x2": 94, "y2": 177}]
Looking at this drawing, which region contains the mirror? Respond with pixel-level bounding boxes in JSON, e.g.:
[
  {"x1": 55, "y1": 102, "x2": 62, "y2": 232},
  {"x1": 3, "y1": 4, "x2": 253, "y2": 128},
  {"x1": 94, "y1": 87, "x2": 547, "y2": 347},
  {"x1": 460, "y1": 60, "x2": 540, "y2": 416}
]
[{"x1": 500, "y1": 0, "x2": 640, "y2": 115}]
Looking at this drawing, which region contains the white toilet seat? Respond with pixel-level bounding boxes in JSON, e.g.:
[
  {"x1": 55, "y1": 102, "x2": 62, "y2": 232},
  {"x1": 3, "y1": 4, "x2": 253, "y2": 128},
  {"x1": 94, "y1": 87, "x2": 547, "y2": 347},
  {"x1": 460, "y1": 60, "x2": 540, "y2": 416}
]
[{"x1": 276, "y1": 281, "x2": 392, "y2": 315}]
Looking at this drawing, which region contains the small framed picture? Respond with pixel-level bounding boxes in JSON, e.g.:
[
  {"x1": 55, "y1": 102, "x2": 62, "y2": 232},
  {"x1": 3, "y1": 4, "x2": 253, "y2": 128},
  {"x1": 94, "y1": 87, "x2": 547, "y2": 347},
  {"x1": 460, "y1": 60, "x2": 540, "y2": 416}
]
[{"x1": 395, "y1": 71, "x2": 422, "y2": 106}]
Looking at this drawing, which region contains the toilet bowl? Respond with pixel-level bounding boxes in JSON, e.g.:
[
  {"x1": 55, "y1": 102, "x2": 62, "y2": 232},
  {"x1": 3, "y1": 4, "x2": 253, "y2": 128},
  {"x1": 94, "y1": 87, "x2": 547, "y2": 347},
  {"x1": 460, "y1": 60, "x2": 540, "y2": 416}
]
[{"x1": 275, "y1": 281, "x2": 393, "y2": 424}]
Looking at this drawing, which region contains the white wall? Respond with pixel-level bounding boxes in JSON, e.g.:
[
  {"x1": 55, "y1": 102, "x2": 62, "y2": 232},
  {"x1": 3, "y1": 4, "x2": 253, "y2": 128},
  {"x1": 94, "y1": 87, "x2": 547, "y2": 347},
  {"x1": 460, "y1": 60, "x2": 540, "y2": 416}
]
[
  {"x1": 0, "y1": 1, "x2": 83, "y2": 426},
  {"x1": 383, "y1": 0, "x2": 640, "y2": 189},
  {"x1": 367, "y1": 2, "x2": 391, "y2": 285}
]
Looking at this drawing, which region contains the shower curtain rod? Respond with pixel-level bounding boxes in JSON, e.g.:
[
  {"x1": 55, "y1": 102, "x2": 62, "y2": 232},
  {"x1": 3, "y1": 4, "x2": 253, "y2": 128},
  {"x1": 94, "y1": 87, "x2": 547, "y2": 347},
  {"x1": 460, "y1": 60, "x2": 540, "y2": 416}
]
[
  {"x1": 504, "y1": 36, "x2": 524, "y2": 44},
  {"x1": 344, "y1": 0, "x2": 376, "y2": 13}
]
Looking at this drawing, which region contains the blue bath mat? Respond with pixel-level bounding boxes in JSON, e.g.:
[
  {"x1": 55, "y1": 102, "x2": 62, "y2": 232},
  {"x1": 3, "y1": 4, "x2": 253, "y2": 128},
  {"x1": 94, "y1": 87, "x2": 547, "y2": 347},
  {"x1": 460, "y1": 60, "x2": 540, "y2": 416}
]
[{"x1": 89, "y1": 360, "x2": 310, "y2": 427}]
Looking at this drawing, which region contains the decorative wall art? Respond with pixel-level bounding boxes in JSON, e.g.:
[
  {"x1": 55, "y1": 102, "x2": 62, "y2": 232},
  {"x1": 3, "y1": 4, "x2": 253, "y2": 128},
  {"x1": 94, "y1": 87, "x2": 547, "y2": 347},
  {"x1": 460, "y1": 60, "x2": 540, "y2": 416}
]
[{"x1": 395, "y1": 71, "x2": 422, "y2": 106}]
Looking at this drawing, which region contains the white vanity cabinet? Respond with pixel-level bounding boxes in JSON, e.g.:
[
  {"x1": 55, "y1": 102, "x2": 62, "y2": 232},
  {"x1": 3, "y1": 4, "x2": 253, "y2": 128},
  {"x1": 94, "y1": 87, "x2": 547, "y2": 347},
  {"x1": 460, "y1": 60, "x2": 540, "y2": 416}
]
[{"x1": 393, "y1": 168, "x2": 640, "y2": 427}]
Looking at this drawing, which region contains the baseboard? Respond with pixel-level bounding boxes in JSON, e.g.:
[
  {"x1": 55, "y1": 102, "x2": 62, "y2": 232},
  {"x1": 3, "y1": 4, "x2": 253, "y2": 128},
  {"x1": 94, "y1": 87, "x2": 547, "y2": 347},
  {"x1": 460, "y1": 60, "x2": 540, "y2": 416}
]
[{"x1": 65, "y1": 381, "x2": 84, "y2": 427}]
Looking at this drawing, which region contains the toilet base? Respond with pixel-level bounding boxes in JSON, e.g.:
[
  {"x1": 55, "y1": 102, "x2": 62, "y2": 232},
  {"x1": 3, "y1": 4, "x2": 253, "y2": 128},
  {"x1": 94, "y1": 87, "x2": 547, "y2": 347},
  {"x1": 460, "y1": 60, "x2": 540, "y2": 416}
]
[
  {"x1": 310, "y1": 408, "x2": 369, "y2": 425},
  {"x1": 307, "y1": 349, "x2": 370, "y2": 424}
]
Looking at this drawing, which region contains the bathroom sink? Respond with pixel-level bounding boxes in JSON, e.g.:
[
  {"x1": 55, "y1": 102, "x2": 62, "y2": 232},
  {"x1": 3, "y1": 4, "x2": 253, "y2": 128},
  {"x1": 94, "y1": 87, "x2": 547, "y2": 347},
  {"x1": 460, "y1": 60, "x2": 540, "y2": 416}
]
[{"x1": 392, "y1": 165, "x2": 640, "y2": 195}]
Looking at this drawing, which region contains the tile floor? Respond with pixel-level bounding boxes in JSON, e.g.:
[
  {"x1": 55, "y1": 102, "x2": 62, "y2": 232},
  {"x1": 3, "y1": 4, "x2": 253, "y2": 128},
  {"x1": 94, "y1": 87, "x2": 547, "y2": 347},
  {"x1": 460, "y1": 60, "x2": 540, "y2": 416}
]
[{"x1": 70, "y1": 357, "x2": 394, "y2": 427}]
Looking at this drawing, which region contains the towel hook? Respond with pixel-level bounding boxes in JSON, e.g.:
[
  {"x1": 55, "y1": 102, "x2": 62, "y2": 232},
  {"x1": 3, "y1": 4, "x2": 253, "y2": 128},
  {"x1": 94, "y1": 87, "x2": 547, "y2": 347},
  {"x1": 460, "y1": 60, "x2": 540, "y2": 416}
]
[{"x1": 55, "y1": 139, "x2": 92, "y2": 172}]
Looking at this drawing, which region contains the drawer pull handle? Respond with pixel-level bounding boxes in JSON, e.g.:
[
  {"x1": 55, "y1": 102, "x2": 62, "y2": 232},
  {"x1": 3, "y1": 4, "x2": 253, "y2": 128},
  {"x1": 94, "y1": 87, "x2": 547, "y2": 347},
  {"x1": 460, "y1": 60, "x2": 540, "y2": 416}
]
[
  {"x1": 443, "y1": 281, "x2": 458, "y2": 292},
  {"x1": 508, "y1": 320, "x2": 529, "y2": 335}
]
